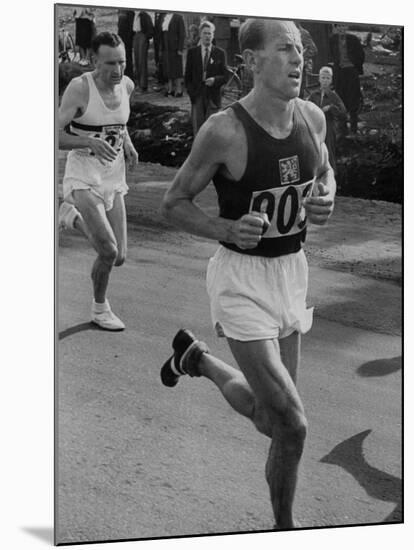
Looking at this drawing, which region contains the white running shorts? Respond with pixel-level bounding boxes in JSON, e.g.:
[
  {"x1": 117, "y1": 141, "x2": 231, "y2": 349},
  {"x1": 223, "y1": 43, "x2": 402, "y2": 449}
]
[
  {"x1": 62, "y1": 150, "x2": 129, "y2": 211},
  {"x1": 206, "y1": 246, "x2": 313, "y2": 341}
]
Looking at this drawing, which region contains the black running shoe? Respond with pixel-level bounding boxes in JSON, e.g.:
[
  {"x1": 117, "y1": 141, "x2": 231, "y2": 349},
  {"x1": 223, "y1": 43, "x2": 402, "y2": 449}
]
[{"x1": 160, "y1": 329, "x2": 209, "y2": 387}]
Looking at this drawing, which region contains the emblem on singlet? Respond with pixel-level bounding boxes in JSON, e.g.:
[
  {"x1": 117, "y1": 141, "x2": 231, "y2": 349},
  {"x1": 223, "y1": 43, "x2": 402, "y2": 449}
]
[{"x1": 279, "y1": 155, "x2": 300, "y2": 185}]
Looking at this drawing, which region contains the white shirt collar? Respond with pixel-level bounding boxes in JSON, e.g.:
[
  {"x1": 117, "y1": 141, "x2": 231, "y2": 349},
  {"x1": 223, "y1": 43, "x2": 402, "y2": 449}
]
[{"x1": 162, "y1": 13, "x2": 173, "y2": 31}]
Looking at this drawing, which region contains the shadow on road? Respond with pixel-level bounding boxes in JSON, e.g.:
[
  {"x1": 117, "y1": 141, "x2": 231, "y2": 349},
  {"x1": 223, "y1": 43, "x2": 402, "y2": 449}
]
[
  {"x1": 312, "y1": 275, "x2": 401, "y2": 336},
  {"x1": 357, "y1": 356, "x2": 402, "y2": 377},
  {"x1": 320, "y1": 429, "x2": 402, "y2": 523},
  {"x1": 59, "y1": 322, "x2": 101, "y2": 340}
]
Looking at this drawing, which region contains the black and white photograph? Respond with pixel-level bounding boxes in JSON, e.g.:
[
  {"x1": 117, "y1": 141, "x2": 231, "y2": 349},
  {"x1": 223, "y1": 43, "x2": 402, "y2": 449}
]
[{"x1": 55, "y1": 0, "x2": 402, "y2": 546}]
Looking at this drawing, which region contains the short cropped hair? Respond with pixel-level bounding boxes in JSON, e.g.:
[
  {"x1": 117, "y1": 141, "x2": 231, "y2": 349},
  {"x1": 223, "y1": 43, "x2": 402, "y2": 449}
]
[
  {"x1": 319, "y1": 66, "x2": 333, "y2": 76},
  {"x1": 91, "y1": 32, "x2": 124, "y2": 54},
  {"x1": 199, "y1": 20, "x2": 215, "y2": 33},
  {"x1": 239, "y1": 18, "x2": 267, "y2": 52}
]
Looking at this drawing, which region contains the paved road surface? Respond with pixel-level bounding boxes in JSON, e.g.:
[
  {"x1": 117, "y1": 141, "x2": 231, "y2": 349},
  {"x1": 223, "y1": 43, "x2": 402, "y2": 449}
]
[{"x1": 56, "y1": 180, "x2": 402, "y2": 544}]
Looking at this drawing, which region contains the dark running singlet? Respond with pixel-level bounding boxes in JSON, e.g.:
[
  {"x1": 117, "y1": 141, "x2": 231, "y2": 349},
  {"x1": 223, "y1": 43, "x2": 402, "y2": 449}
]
[{"x1": 212, "y1": 100, "x2": 320, "y2": 257}]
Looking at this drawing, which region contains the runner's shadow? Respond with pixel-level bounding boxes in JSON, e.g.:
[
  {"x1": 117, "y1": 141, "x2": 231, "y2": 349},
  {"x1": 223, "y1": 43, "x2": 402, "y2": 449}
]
[
  {"x1": 320, "y1": 429, "x2": 402, "y2": 522},
  {"x1": 357, "y1": 356, "x2": 402, "y2": 377},
  {"x1": 59, "y1": 322, "x2": 100, "y2": 340}
]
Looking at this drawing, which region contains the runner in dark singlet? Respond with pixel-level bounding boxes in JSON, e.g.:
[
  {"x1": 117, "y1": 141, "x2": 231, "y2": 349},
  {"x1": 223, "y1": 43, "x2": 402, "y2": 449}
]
[{"x1": 159, "y1": 19, "x2": 336, "y2": 529}]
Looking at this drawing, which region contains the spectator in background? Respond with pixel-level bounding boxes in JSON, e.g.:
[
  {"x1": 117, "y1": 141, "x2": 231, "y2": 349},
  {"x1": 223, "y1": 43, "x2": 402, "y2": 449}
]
[
  {"x1": 89, "y1": 11, "x2": 97, "y2": 57},
  {"x1": 76, "y1": 8, "x2": 96, "y2": 66},
  {"x1": 161, "y1": 13, "x2": 186, "y2": 97},
  {"x1": 75, "y1": 8, "x2": 95, "y2": 66},
  {"x1": 188, "y1": 24, "x2": 200, "y2": 48},
  {"x1": 212, "y1": 16, "x2": 232, "y2": 58},
  {"x1": 117, "y1": 9, "x2": 135, "y2": 78},
  {"x1": 184, "y1": 20, "x2": 227, "y2": 135},
  {"x1": 296, "y1": 22, "x2": 318, "y2": 98},
  {"x1": 308, "y1": 66, "x2": 347, "y2": 174},
  {"x1": 133, "y1": 10, "x2": 154, "y2": 93},
  {"x1": 153, "y1": 12, "x2": 166, "y2": 89},
  {"x1": 229, "y1": 17, "x2": 243, "y2": 62},
  {"x1": 329, "y1": 23, "x2": 365, "y2": 135}
]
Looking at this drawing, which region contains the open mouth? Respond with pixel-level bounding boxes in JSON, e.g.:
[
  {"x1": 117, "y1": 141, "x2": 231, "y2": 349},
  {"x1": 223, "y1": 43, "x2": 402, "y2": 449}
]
[{"x1": 288, "y1": 71, "x2": 301, "y2": 80}]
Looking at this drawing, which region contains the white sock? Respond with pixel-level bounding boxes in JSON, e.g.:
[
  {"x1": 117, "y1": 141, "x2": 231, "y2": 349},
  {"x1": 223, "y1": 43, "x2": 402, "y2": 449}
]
[
  {"x1": 92, "y1": 299, "x2": 110, "y2": 313},
  {"x1": 169, "y1": 356, "x2": 183, "y2": 377}
]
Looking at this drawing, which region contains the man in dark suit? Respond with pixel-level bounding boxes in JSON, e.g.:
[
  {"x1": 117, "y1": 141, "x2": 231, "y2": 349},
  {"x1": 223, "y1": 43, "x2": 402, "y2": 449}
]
[
  {"x1": 329, "y1": 23, "x2": 365, "y2": 135},
  {"x1": 117, "y1": 9, "x2": 135, "y2": 78},
  {"x1": 133, "y1": 10, "x2": 154, "y2": 92},
  {"x1": 153, "y1": 12, "x2": 165, "y2": 87},
  {"x1": 185, "y1": 20, "x2": 228, "y2": 135}
]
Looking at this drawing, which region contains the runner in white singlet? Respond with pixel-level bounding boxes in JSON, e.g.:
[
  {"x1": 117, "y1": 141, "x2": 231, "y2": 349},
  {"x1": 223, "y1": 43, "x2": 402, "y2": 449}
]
[{"x1": 59, "y1": 32, "x2": 139, "y2": 331}]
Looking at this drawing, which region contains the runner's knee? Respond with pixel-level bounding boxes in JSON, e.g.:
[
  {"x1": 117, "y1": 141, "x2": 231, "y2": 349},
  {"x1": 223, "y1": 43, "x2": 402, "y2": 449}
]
[
  {"x1": 98, "y1": 241, "x2": 118, "y2": 266},
  {"x1": 252, "y1": 403, "x2": 273, "y2": 438},
  {"x1": 114, "y1": 251, "x2": 126, "y2": 266},
  {"x1": 281, "y1": 413, "x2": 307, "y2": 457},
  {"x1": 287, "y1": 412, "x2": 308, "y2": 445},
  {"x1": 269, "y1": 406, "x2": 308, "y2": 450}
]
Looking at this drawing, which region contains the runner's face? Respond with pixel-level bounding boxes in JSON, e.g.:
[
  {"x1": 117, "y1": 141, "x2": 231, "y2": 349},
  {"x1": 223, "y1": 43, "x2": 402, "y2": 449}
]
[
  {"x1": 255, "y1": 22, "x2": 303, "y2": 100},
  {"x1": 95, "y1": 44, "x2": 126, "y2": 85}
]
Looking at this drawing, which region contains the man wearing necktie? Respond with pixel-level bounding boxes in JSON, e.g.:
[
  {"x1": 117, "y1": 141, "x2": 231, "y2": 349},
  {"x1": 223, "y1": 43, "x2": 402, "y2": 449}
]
[{"x1": 185, "y1": 20, "x2": 228, "y2": 135}]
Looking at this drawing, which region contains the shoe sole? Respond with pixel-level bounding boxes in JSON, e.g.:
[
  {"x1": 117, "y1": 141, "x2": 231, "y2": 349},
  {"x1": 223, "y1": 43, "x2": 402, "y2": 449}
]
[
  {"x1": 91, "y1": 320, "x2": 125, "y2": 332},
  {"x1": 160, "y1": 356, "x2": 179, "y2": 387},
  {"x1": 172, "y1": 329, "x2": 196, "y2": 354},
  {"x1": 160, "y1": 329, "x2": 196, "y2": 388}
]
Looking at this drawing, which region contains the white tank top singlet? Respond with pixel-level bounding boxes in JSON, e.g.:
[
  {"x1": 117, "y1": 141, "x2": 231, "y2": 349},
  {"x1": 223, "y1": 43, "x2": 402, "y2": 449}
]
[{"x1": 68, "y1": 72, "x2": 130, "y2": 157}]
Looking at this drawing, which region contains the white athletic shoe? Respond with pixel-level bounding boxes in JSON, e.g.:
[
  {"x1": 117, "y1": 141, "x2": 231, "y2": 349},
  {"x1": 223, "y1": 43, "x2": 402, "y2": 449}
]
[
  {"x1": 58, "y1": 202, "x2": 80, "y2": 231},
  {"x1": 91, "y1": 308, "x2": 125, "y2": 331}
]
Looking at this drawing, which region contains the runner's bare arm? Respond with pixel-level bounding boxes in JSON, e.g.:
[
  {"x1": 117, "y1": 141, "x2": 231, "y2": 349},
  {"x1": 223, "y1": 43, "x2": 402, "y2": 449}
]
[
  {"x1": 123, "y1": 128, "x2": 139, "y2": 166},
  {"x1": 302, "y1": 101, "x2": 336, "y2": 224},
  {"x1": 123, "y1": 77, "x2": 139, "y2": 166},
  {"x1": 58, "y1": 77, "x2": 117, "y2": 162},
  {"x1": 162, "y1": 113, "x2": 266, "y2": 249},
  {"x1": 125, "y1": 76, "x2": 135, "y2": 97},
  {"x1": 58, "y1": 78, "x2": 89, "y2": 149}
]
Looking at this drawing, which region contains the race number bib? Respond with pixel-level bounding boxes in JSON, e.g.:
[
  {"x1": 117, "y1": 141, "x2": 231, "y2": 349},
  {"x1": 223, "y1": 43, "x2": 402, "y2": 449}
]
[
  {"x1": 98, "y1": 124, "x2": 126, "y2": 153},
  {"x1": 70, "y1": 121, "x2": 127, "y2": 159},
  {"x1": 249, "y1": 178, "x2": 315, "y2": 238}
]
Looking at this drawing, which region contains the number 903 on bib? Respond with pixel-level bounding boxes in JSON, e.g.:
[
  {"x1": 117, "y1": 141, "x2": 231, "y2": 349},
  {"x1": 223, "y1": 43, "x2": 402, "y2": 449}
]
[{"x1": 249, "y1": 179, "x2": 315, "y2": 238}]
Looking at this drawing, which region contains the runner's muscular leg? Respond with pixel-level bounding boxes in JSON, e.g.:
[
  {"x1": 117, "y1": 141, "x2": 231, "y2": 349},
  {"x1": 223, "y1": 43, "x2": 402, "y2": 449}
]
[
  {"x1": 106, "y1": 192, "x2": 127, "y2": 266},
  {"x1": 227, "y1": 337, "x2": 307, "y2": 528},
  {"x1": 71, "y1": 213, "x2": 92, "y2": 241},
  {"x1": 196, "y1": 353, "x2": 257, "y2": 422},
  {"x1": 279, "y1": 331, "x2": 301, "y2": 384},
  {"x1": 72, "y1": 190, "x2": 118, "y2": 303},
  {"x1": 193, "y1": 333, "x2": 301, "y2": 435}
]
